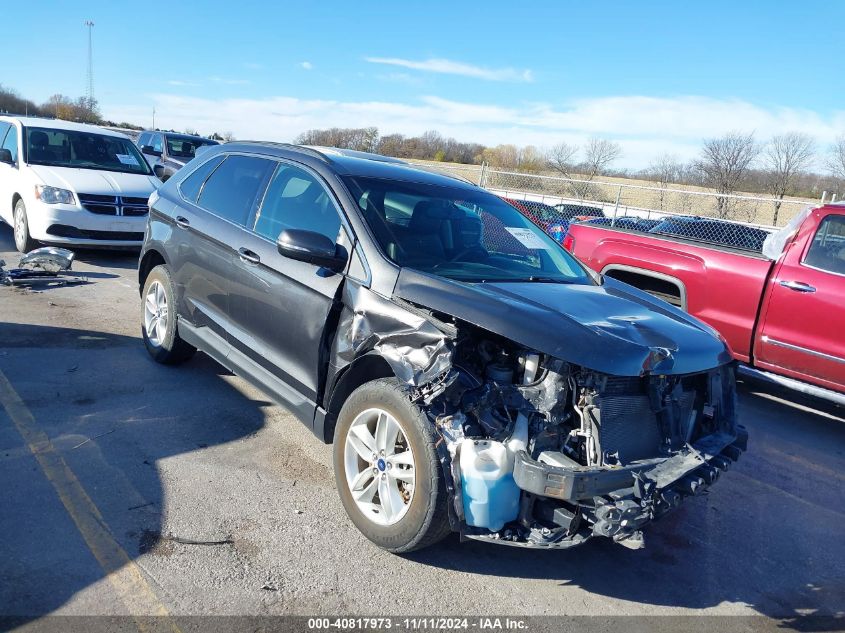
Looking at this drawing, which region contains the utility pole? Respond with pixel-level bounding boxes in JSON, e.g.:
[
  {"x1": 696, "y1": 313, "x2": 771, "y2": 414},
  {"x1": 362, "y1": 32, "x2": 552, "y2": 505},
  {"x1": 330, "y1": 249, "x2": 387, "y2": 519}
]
[
  {"x1": 84, "y1": 20, "x2": 95, "y2": 107},
  {"x1": 152, "y1": 105, "x2": 156, "y2": 130}
]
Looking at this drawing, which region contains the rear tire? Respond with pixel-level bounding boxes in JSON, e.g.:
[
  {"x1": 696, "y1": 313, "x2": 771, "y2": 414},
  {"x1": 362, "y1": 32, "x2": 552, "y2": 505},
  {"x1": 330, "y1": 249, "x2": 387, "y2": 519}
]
[
  {"x1": 141, "y1": 264, "x2": 196, "y2": 364},
  {"x1": 333, "y1": 378, "x2": 452, "y2": 553},
  {"x1": 13, "y1": 199, "x2": 37, "y2": 253}
]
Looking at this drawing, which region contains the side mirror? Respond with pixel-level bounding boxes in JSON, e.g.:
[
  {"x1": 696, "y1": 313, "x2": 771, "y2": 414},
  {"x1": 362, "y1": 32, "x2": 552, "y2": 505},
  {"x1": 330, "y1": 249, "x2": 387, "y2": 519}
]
[
  {"x1": 276, "y1": 229, "x2": 347, "y2": 271},
  {"x1": 0, "y1": 148, "x2": 13, "y2": 165},
  {"x1": 142, "y1": 145, "x2": 162, "y2": 157},
  {"x1": 153, "y1": 164, "x2": 165, "y2": 180}
]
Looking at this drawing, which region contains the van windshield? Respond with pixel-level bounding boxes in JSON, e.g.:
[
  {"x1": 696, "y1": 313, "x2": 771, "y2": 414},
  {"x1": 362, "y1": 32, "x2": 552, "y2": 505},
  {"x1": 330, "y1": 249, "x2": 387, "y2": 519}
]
[
  {"x1": 343, "y1": 176, "x2": 595, "y2": 285},
  {"x1": 166, "y1": 135, "x2": 218, "y2": 158},
  {"x1": 24, "y1": 127, "x2": 152, "y2": 175}
]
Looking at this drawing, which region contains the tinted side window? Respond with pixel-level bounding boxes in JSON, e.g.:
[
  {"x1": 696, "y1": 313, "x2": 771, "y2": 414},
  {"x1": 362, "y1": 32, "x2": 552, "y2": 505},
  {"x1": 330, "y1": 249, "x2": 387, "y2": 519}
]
[
  {"x1": 253, "y1": 163, "x2": 342, "y2": 241},
  {"x1": 804, "y1": 215, "x2": 845, "y2": 275},
  {"x1": 179, "y1": 154, "x2": 225, "y2": 203},
  {"x1": 2, "y1": 125, "x2": 19, "y2": 162},
  {"x1": 198, "y1": 155, "x2": 275, "y2": 226},
  {"x1": 151, "y1": 134, "x2": 163, "y2": 153}
]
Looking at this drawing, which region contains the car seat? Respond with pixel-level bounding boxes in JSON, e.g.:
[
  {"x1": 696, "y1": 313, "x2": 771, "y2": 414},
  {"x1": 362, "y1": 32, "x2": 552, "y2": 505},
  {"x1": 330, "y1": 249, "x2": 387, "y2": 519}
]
[
  {"x1": 399, "y1": 200, "x2": 461, "y2": 266},
  {"x1": 28, "y1": 131, "x2": 52, "y2": 162}
]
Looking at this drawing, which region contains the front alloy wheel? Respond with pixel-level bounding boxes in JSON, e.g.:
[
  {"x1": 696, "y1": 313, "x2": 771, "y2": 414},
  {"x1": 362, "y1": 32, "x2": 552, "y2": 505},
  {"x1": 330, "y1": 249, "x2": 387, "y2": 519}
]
[
  {"x1": 344, "y1": 408, "x2": 416, "y2": 526},
  {"x1": 333, "y1": 378, "x2": 451, "y2": 553}
]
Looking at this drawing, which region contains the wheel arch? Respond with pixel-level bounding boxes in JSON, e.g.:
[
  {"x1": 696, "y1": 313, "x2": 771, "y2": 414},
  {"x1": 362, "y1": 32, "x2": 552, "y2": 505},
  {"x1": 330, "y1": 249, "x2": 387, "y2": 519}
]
[
  {"x1": 320, "y1": 353, "x2": 397, "y2": 444},
  {"x1": 138, "y1": 248, "x2": 168, "y2": 295}
]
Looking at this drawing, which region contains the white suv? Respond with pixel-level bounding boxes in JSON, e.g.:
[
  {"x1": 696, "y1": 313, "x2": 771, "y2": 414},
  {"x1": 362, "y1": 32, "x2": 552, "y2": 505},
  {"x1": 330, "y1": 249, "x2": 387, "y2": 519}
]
[{"x1": 0, "y1": 116, "x2": 160, "y2": 252}]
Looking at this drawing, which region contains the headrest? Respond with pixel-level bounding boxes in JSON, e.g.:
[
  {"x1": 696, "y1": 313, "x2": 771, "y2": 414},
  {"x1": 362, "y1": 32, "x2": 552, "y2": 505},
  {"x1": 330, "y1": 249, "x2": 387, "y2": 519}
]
[
  {"x1": 409, "y1": 200, "x2": 461, "y2": 232},
  {"x1": 30, "y1": 131, "x2": 49, "y2": 147}
]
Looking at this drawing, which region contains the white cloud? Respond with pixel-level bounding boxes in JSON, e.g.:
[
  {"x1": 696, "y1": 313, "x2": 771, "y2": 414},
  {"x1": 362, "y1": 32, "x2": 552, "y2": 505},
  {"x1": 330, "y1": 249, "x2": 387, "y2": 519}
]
[
  {"x1": 167, "y1": 80, "x2": 200, "y2": 87},
  {"x1": 365, "y1": 57, "x2": 533, "y2": 82},
  {"x1": 300, "y1": 61, "x2": 313, "y2": 70},
  {"x1": 104, "y1": 93, "x2": 845, "y2": 168}
]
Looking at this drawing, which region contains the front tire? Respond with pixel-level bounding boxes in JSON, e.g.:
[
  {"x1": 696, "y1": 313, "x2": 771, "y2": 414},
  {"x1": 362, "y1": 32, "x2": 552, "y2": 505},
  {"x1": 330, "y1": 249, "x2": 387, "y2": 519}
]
[
  {"x1": 333, "y1": 378, "x2": 451, "y2": 553},
  {"x1": 141, "y1": 264, "x2": 196, "y2": 364},
  {"x1": 13, "y1": 199, "x2": 37, "y2": 253}
]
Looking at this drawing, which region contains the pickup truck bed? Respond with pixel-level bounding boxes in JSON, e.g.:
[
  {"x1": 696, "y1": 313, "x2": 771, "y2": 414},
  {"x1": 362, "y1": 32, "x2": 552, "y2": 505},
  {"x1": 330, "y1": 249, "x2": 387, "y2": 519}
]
[{"x1": 565, "y1": 204, "x2": 845, "y2": 397}]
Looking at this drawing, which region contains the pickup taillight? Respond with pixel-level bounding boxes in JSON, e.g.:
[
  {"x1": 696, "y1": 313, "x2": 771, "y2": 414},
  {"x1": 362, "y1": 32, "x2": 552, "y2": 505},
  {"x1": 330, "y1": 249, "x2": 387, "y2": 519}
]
[{"x1": 562, "y1": 233, "x2": 575, "y2": 252}]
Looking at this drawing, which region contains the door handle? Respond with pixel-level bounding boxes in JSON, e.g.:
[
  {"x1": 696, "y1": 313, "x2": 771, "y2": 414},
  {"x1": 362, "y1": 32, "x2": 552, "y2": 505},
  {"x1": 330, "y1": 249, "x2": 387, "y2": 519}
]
[
  {"x1": 779, "y1": 280, "x2": 816, "y2": 293},
  {"x1": 238, "y1": 247, "x2": 260, "y2": 264},
  {"x1": 175, "y1": 215, "x2": 190, "y2": 229}
]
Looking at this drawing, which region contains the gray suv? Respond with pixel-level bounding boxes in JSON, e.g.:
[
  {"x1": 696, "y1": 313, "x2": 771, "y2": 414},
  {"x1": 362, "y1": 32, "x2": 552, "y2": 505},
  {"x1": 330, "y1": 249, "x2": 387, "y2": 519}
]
[{"x1": 138, "y1": 143, "x2": 746, "y2": 553}]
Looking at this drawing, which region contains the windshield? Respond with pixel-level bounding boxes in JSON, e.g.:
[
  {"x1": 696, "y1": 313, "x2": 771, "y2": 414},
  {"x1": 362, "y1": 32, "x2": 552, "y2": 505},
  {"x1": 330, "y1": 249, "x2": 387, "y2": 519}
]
[
  {"x1": 25, "y1": 127, "x2": 152, "y2": 175},
  {"x1": 344, "y1": 176, "x2": 595, "y2": 285},
  {"x1": 166, "y1": 135, "x2": 218, "y2": 158}
]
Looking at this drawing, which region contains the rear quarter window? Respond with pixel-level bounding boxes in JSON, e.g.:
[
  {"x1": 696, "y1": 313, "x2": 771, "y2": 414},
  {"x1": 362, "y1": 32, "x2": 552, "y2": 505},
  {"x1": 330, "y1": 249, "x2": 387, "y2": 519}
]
[{"x1": 179, "y1": 155, "x2": 225, "y2": 203}]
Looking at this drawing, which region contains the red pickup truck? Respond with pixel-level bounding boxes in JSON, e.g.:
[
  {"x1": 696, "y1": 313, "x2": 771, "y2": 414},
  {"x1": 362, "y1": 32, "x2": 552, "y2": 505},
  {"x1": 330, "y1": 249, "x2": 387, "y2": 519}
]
[{"x1": 564, "y1": 203, "x2": 845, "y2": 402}]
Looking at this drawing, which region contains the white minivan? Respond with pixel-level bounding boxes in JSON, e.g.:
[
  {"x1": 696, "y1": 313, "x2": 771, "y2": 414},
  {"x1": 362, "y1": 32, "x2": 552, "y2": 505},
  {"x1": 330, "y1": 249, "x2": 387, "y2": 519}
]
[{"x1": 0, "y1": 116, "x2": 160, "y2": 252}]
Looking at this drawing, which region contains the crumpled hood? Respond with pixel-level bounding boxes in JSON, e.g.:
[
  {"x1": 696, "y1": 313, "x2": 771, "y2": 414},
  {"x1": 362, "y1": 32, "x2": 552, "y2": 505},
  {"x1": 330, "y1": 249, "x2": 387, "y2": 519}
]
[
  {"x1": 394, "y1": 269, "x2": 732, "y2": 376},
  {"x1": 28, "y1": 165, "x2": 159, "y2": 197}
]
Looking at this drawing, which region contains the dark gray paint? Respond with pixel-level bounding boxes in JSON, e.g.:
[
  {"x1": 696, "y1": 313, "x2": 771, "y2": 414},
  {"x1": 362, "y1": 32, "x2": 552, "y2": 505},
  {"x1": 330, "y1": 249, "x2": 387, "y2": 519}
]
[{"x1": 140, "y1": 141, "x2": 733, "y2": 440}]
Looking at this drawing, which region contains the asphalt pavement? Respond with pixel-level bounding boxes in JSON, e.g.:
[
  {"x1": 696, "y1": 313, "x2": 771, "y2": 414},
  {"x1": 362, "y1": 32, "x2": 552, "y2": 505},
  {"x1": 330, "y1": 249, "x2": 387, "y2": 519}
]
[{"x1": 0, "y1": 224, "x2": 843, "y2": 631}]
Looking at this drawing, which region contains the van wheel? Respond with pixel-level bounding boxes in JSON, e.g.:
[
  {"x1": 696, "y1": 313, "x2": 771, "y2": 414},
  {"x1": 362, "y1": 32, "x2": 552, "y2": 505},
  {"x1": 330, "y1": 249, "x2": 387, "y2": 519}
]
[
  {"x1": 141, "y1": 264, "x2": 195, "y2": 364},
  {"x1": 14, "y1": 199, "x2": 37, "y2": 253},
  {"x1": 333, "y1": 378, "x2": 452, "y2": 553}
]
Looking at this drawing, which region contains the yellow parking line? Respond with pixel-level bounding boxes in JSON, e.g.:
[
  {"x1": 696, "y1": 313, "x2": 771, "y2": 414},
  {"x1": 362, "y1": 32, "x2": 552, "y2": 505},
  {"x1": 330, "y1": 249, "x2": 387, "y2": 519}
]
[{"x1": 0, "y1": 368, "x2": 180, "y2": 633}]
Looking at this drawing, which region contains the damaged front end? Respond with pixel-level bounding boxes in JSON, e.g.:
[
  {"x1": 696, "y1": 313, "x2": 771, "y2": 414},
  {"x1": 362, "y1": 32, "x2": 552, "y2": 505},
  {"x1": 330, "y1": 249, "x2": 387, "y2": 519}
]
[{"x1": 398, "y1": 316, "x2": 746, "y2": 550}]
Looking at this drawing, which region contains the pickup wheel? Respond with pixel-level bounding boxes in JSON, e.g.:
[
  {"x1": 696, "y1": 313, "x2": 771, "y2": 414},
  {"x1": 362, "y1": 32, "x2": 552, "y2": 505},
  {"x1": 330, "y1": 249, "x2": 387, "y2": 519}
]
[
  {"x1": 141, "y1": 264, "x2": 196, "y2": 364},
  {"x1": 13, "y1": 199, "x2": 37, "y2": 253},
  {"x1": 333, "y1": 378, "x2": 452, "y2": 553}
]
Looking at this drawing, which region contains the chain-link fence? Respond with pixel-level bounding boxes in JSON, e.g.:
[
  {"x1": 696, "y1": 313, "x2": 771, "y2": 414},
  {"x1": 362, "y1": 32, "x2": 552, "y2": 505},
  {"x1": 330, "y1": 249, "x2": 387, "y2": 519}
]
[
  {"x1": 479, "y1": 168, "x2": 822, "y2": 252},
  {"x1": 403, "y1": 161, "x2": 824, "y2": 252}
]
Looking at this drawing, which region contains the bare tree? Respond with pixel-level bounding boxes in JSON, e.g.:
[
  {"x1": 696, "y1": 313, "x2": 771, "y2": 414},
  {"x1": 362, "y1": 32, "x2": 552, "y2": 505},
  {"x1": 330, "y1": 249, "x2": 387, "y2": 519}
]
[
  {"x1": 695, "y1": 132, "x2": 759, "y2": 218},
  {"x1": 762, "y1": 132, "x2": 815, "y2": 224},
  {"x1": 546, "y1": 141, "x2": 578, "y2": 179},
  {"x1": 571, "y1": 137, "x2": 622, "y2": 200},
  {"x1": 827, "y1": 135, "x2": 845, "y2": 180},
  {"x1": 646, "y1": 153, "x2": 683, "y2": 210}
]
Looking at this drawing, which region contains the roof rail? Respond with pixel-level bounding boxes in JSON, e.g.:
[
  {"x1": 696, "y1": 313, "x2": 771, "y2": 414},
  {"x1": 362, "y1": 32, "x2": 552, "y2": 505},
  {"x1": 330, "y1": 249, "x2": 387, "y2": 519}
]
[{"x1": 226, "y1": 141, "x2": 332, "y2": 164}]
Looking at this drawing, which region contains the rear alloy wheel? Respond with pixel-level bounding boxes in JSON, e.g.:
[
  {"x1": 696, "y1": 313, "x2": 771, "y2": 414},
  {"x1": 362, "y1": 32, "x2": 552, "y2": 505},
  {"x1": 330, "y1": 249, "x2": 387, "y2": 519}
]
[
  {"x1": 13, "y1": 199, "x2": 37, "y2": 253},
  {"x1": 141, "y1": 264, "x2": 196, "y2": 364},
  {"x1": 333, "y1": 378, "x2": 451, "y2": 553}
]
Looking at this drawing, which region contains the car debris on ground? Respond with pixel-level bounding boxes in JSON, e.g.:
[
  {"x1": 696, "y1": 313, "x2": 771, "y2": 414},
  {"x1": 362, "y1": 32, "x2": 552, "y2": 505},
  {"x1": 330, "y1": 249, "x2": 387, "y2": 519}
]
[{"x1": 0, "y1": 247, "x2": 86, "y2": 287}]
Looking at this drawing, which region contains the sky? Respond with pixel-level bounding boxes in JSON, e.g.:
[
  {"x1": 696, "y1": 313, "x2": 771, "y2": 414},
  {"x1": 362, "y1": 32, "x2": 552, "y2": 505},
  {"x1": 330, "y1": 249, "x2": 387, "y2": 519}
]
[{"x1": 4, "y1": 1, "x2": 844, "y2": 168}]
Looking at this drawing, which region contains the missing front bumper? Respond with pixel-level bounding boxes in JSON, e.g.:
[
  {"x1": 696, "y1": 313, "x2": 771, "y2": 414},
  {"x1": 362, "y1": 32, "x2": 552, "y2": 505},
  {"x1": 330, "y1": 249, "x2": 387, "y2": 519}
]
[
  {"x1": 512, "y1": 428, "x2": 747, "y2": 503},
  {"x1": 455, "y1": 426, "x2": 750, "y2": 548}
]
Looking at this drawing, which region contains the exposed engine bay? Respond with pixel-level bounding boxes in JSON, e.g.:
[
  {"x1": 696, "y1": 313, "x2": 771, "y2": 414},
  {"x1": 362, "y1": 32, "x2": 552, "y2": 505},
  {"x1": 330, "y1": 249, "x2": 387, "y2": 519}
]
[{"x1": 410, "y1": 324, "x2": 747, "y2": 549}]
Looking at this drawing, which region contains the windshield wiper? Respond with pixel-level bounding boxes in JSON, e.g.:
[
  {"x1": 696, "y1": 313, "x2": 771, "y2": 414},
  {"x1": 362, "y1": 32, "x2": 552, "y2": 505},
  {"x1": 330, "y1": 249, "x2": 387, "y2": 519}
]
[
  {"x1": 526, "y1": 276, "x2": 573, "y2": 283},
  {"x1": 467, "y1": 276, "x2": 573, "y2": 284}
]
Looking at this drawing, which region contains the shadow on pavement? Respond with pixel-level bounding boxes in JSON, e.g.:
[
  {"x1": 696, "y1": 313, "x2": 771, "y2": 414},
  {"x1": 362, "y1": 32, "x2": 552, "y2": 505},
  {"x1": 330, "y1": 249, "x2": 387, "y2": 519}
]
[{"x1": 0, "y1": 324, "x2": 266, "y2": 622}]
